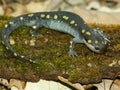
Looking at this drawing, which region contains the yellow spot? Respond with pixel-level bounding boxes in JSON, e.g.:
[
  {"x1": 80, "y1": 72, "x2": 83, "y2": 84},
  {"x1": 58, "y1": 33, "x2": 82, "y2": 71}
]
[
  {"x1": 4, "y1": 35, "x2": 6, "y2": 38},
  {"x1": 28, "y1": 13, "x2": 34, "y2": 17},
  {"x1": 69, "y1": 41, "x2": 73, "y2": 48},
  {"x1": 69, "y1": 45, "x2": 72, "y2": 48},
  {"x1": 87, "y1": 40, "x2": 92, "y2": 43},
  {"x1": 20, "y1": 17, "x2": 23, "y2": 20},
  {"x1": 46, "y1": 15, "x2": 50, "y2": 19},
  {"x1": 2, "y1": 41, "x2": 4, "y2": 44},
  {"x1": 70, "y1": 20, "x2": 75, "y2": 24},
  {"x1": 41, "y1": 14, "x2": 45, "y2": 18},
  {"x1": 31, "y1": 34, "x2": 34, "y2": 37},
  {"x1": 86, "y1": 31, "x2": 91, "y2": 36},
  {"x1": 75, "y1": 24, "x2": 77, "y2": 26},
  {"x1": 6, "y1": 47, "x2": 9, "y2": 50},
  {"x1": 82, "y1": 29, "x2": 85, "y2": 33},
  {"x1": 5, "y1": 24, "x2": 8, "y2": 28},
  {"x1": 63, "y1": 16, "x2": 69, "y2": 20},
  {"x1": 9, "y1": 21, "x2": 14, "y2": 24},
  {"x1": 14, "y1": 53, "x2": 17, "y2": 56},
  {"x1": 70, "y1": 41, "x2": 73, "y2": 44},
  {"x1": 32, "y1": 25, "x2": 37, "y2": 29},
  {"x1": 95, "y1": 40, "x2": 98, "y2": 44},
  {"x1": 21, "y1": 56, "x2": 25, "y2": 58},
  {"x1": 54, "y1": 15, "x2": 58, "y2": 19},
  {"x1": 29, "y1": 59, "x2": 33, "y2": 62}
]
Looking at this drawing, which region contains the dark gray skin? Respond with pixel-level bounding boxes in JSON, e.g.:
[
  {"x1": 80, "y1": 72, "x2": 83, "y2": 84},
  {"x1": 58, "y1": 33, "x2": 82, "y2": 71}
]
[{"x1": 2, "y1": 11, "x2": 110, "y2": 63}]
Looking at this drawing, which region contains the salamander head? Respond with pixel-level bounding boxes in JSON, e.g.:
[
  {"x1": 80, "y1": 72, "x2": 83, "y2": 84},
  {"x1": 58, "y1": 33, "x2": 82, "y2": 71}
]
[{"x1": 83, "y1": 28, "x2": 110, "y2": 53}]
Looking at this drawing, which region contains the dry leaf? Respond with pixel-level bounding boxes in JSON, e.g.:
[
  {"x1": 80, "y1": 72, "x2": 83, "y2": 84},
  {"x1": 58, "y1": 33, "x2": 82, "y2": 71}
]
[{"x1": 73, "y1": 6, "x2": 120, "y2": 25}]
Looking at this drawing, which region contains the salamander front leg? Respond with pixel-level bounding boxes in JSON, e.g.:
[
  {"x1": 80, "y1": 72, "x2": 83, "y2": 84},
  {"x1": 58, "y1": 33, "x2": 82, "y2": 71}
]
[
  {"x1": 68, "y1": 38, "x2": 83, "y2": 57},
  {"x1": 69, "y1": 39, "x2": 78, "y2": 57}
]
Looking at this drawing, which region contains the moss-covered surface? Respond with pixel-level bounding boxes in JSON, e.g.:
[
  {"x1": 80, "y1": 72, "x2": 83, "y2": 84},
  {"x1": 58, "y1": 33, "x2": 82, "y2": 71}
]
[{"x1": 0, "y1": 16, "x2": 120, "y2": 84}]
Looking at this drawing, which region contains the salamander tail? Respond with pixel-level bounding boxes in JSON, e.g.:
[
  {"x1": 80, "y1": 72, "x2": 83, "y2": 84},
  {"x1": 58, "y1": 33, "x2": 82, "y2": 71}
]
[{"x1": 2, "y1": 25, "x2": 35, "y2": 63}]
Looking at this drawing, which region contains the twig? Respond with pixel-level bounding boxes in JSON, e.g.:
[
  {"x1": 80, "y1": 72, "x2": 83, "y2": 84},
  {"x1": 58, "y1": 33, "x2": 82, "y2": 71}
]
[
  {"x1": 58, "y1": 76, "x2": 84, "y2": 90},
  {"x1": 63, "y1": 0, "x2": 73, "y2": 6}
]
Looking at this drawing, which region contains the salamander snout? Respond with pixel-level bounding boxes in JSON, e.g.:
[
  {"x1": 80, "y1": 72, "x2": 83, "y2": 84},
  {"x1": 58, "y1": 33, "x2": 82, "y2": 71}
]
[
  {"x1": 94, "y1": 42, "x2": 108, "y2": 53},
  {"x1": 93, "y1": 28, "x2": 110, "y2": 53}
]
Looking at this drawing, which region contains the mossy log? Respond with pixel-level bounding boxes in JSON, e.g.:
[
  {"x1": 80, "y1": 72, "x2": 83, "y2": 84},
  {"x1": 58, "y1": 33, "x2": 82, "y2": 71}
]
[{"x1": 0, "y1": 16, "x2": 120, "y2": 84}]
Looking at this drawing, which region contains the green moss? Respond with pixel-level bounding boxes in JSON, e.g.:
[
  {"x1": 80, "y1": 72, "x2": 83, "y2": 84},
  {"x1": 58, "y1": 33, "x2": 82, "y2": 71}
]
[
  {"x1": 0, "y1": 16, "x2": 120, "y2": 84},
  {"x1": 0, "y1": 15, "x2": 13, "y2": 20}
]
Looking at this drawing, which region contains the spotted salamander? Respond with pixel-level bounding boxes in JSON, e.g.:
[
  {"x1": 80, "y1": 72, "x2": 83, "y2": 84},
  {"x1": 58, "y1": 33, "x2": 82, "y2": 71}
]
[{"x1": 2, "y1": 11, "x2": 110, "y2": 63}]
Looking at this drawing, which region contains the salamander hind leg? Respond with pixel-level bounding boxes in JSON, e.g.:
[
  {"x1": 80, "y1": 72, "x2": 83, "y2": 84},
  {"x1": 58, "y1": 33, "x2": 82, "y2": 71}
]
[
  {"x1": 30, "y1": 25, "x2": 42, "y2": 38},
  {"x1": 69, "y1": 48, "x2": 78, "y2": 57}
]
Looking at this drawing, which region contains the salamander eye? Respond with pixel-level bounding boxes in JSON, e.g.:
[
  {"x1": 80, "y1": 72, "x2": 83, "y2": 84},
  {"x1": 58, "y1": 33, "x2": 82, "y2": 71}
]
[{"x1": 95, "y1": 46, "x2": 100, "y2": 50}]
